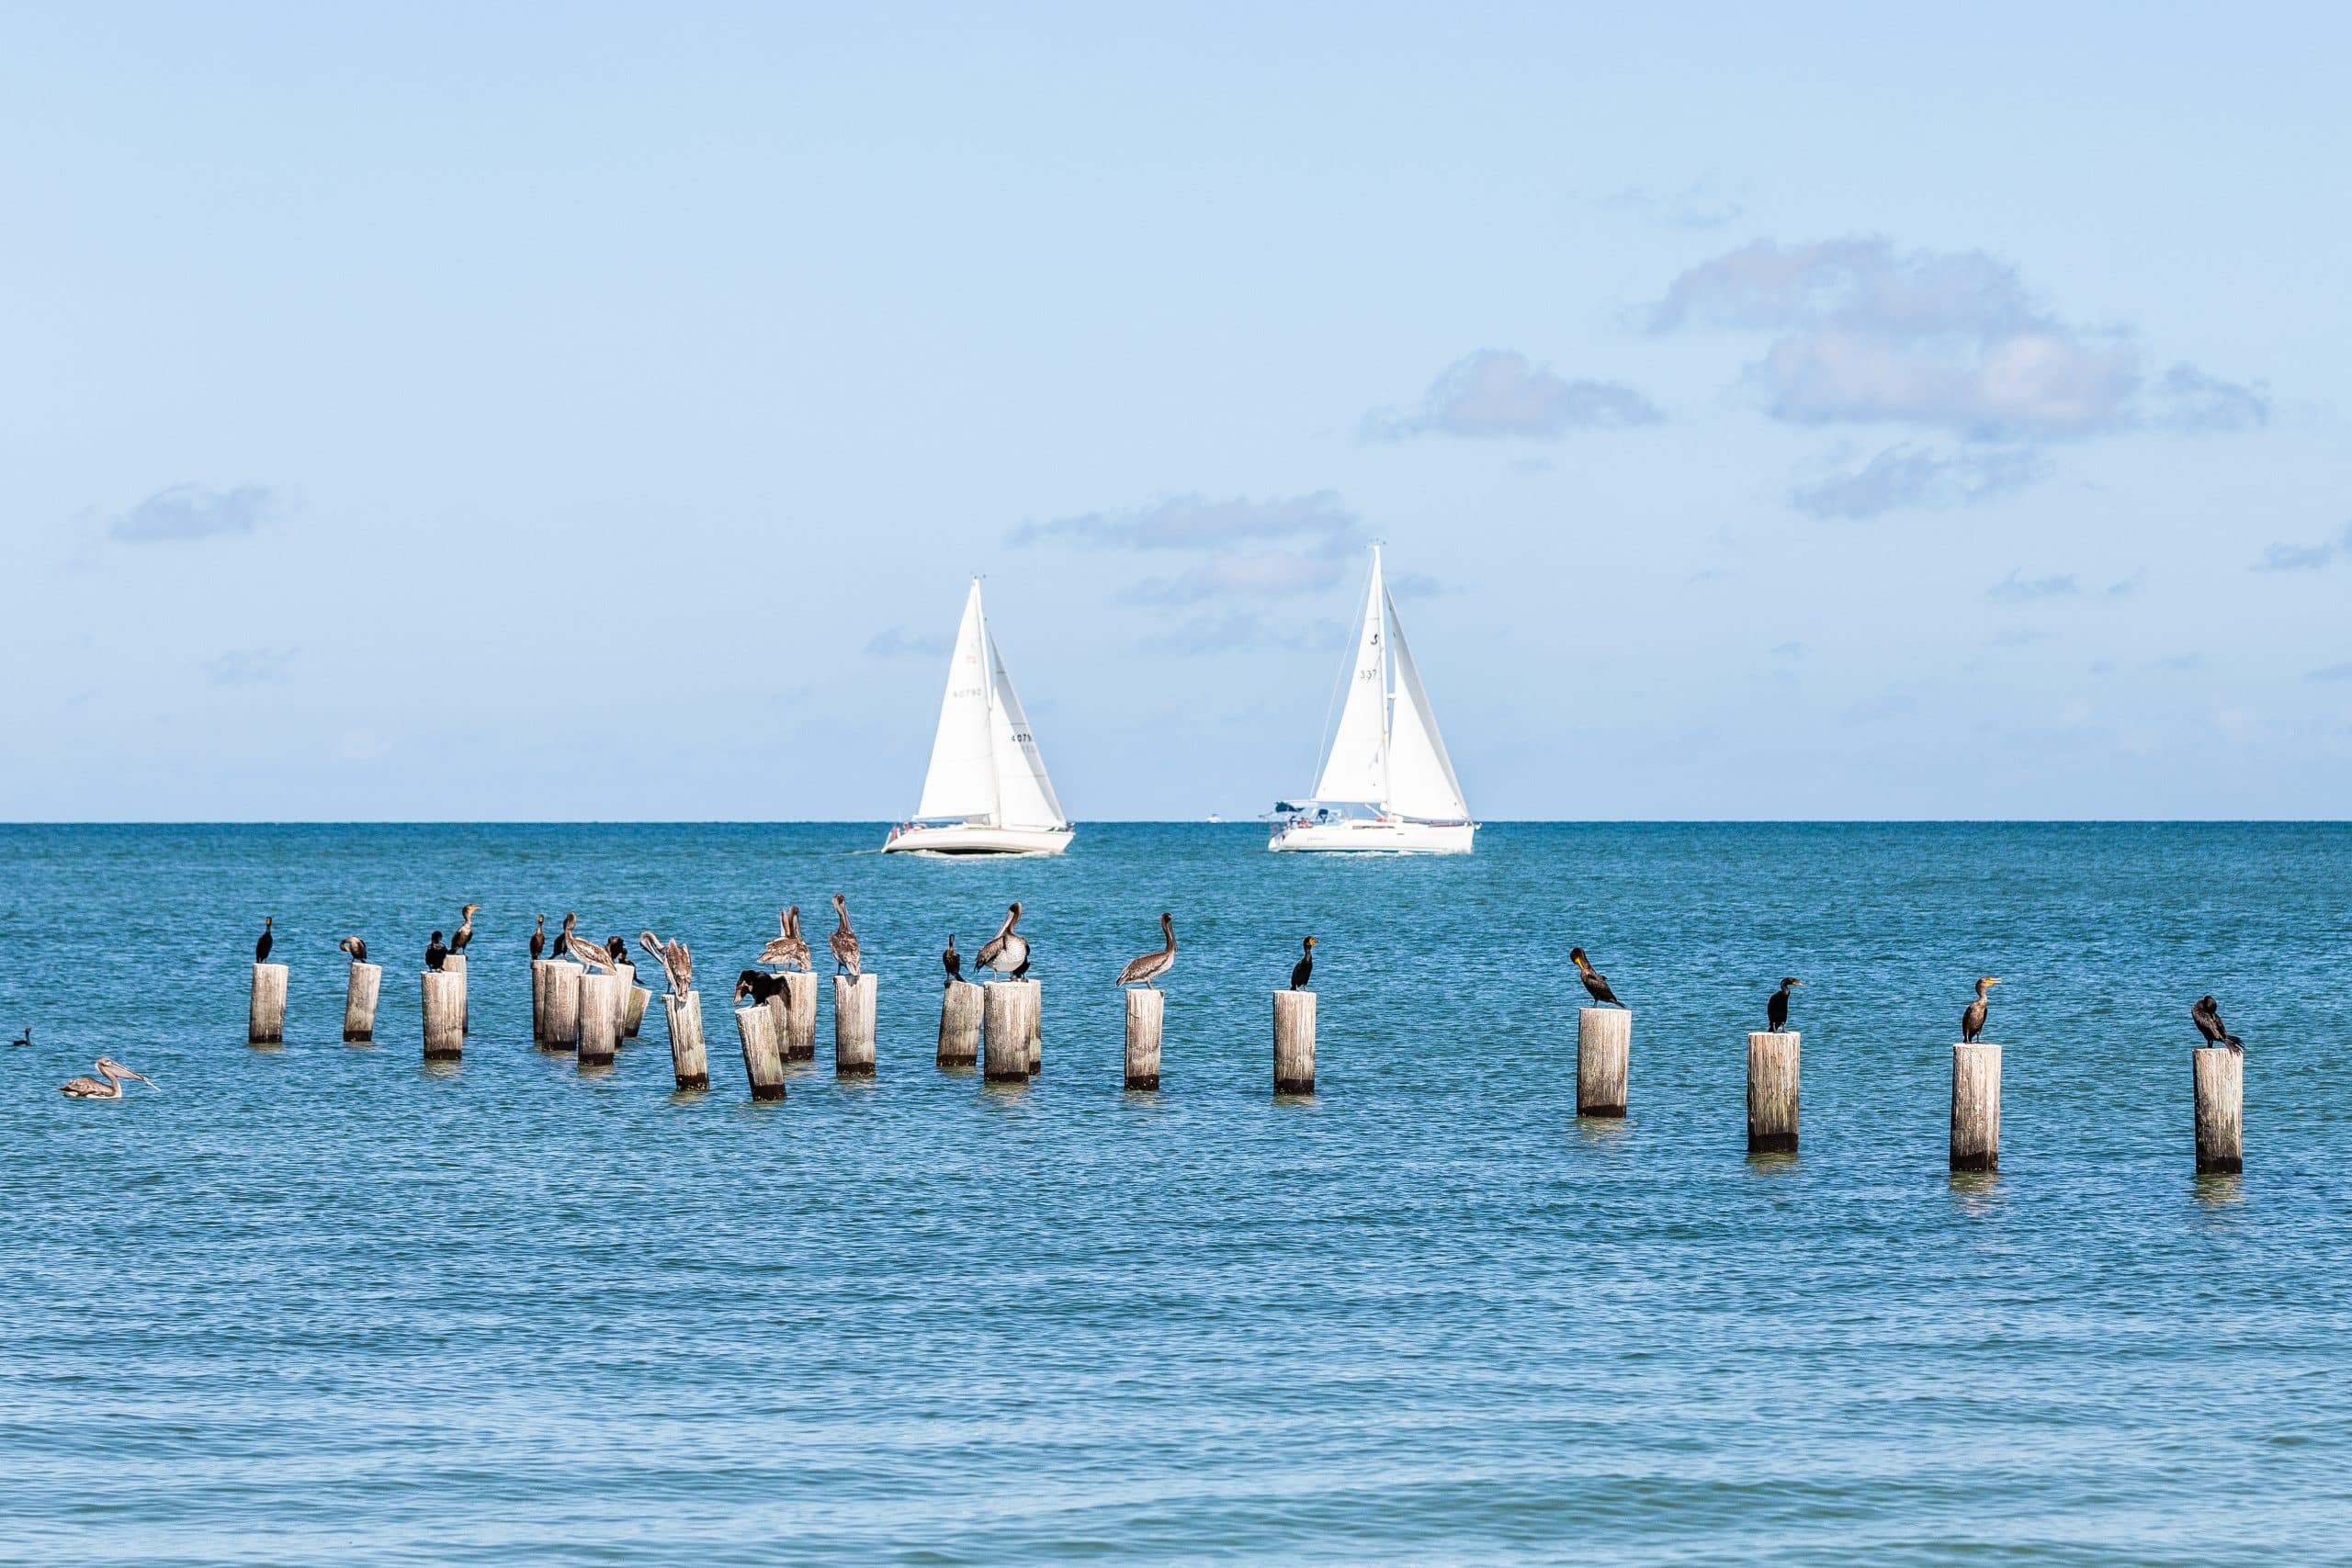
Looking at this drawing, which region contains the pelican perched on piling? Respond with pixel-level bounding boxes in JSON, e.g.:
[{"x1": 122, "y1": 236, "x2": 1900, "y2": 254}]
[
  {"x1": 639, "y1": 931, "x2": 693, "y2": 997},
  {"x1": 976, "y1": 902, "x2": 1027, "y2": 979},
  {"x1": 1116, "y1": 913, "x2": 1177, "y2": 989},
  {"x1": 829, "y1": 895, "x2": 861, "y2": 976},
  {"x1": 450, "y1": 904, "x2": 481, "y2": 953},
  {"x1": 254, "y1": 916, "x2": 274, "y2": 964},
  {"x1": 760, "y1": 909, "x2": 810, "y2": 972},
  {"x1": 338, "y1": 936, "x2": 368, "y2": 964},
  {"x1": 1570, "y1": 948, "x2": 1623, "y2": 1008},
  {"x1": 557, "y1": 912, "x2": 615, "y2": 972},
  {"x1": 60, "y1": 1057, "x2": 155, "y2": 1099},
  {"x1": 1767, "y1": 977, "x2": 1800, "y2": 1032},
  {"x1": 2192, "y1": 995, "x2": 2243, "y2": 1053},
  {"x1": 1961, "y1": 976, "x2": 2001, "y2": 1043},
  {"x1": 1290, "y1": 936, "x2": 1316, "y2": 991}
]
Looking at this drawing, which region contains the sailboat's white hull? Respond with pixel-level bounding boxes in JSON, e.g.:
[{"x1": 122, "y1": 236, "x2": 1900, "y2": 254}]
[
  {"x1": 883, "y1": 822, "x2": 1074, "y2": 856},
  {"x1": 1267, "y1": 818, "x2": 1476, "y2": 854}
]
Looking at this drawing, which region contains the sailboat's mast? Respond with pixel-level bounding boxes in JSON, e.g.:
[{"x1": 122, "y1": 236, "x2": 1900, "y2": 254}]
[
  {"x1": 974, "y1": 578, "x2": 1003, "y2": 827},
  {"x1": 1374, "y1": 545, "x2": 1393, "y2": 811}
]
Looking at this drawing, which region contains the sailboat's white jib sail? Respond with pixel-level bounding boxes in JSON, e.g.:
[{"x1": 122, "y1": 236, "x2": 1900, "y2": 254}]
[
  {"x1": 888, "y1": 581, "x2": 1073, "y2": 855},
  {"x1": 1273, "y1": 546, "x2": 1475, "y2": 853}
]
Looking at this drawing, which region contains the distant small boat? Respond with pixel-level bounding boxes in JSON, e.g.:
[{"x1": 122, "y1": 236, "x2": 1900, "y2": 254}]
[
  {"x1": 1270, "y1": 546, "x2": 1476, "y2": 854},
  {"x1": 884, "y1": 580, "x2": 1074, "y2": 856},
  {"x1": 1206, "y1": 813, "x2": 1223, "y2": 824}
]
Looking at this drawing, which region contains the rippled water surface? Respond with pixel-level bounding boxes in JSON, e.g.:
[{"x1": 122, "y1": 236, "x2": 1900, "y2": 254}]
[{"x1": 4, "y1": 823, "x2": 2349, "y2": 1564}]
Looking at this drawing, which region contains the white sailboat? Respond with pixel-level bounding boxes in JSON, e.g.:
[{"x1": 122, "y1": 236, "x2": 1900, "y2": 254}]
[
  {"x1": 884, "y1": 580, "x2": 1075, "y2": 855},
  {"x1": 1269, "y1": 546, "x2": 1476, "y2": 853}
]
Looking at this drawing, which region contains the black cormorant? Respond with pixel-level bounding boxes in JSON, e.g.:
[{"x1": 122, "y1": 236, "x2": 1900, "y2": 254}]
[
  {"x1": 734, "y1": 968, "x2": 787, "y2": 1005},
  {"x1": 9, "y1": 1027, "x2": 28, "y2": 1048},
  {"x1": 1569, "y1": 947, "x2": 1622, "y2": 1008},
  {"x1": 425, "y1": 931, "x2": 448, "y2": 971},
  {"x1": 2192, "y1": 995, "x2": 2243, "y2": 1053},
  {"x1": 338, "y1": 935, "x2": 368, "y2": 965},
  {"x1": 1767, "y1": 977, "x2": 1800, "y2": 1032},
  {"x1": 1291, "y1": 936, "x2": 1317, "y2": 991},
  {"x1": 254, "y1": 917, "x2": 274, "y2": 964},
  {"x1": 529, "y1": 915, "x2": 546, "y2": 963},
  {"x1": 450, "y1": 904, "x2": 480, "y2": 953},
  {"x1": 1961, "y1": 976, "x2": 2001, "y2": 1043},
  {"x1": 943, "y1": 934, "x2": 961, "y2": 988},
  {"x1": 605, "y1": 934, "x2": 628, "y2": 969}
]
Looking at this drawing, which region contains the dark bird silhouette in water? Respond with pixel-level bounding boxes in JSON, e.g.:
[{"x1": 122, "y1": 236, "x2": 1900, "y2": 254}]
[
  {"x1": 943, "y1": 934, "x2": 961, "y2": 988},
  {"x1": 529, "y1": 915, "x2": 546, "y2": 963},
  {"x1": 977, "y1": 902, "x2": 1027, "y2": 979},
  {"x1": 338, "y1": 936, "x2": 368, "y2": 965},
  {"x1": 2192, "y1": 995, "x2": 2243, "y2": 1054},
  {"x1": 1569, "y1": 947, "x2": 1622, "y2": 1008},
  {"x1": 829, "y1": 894, "x2": 861, "y2": 976},
  {"x1": 734, "y1": 968, "x2": 788, "y2": 1005},
  {"x1": 425, "y1": 931, "x2": 449, "y2": 971},
  {"x1": 1116, "y1": 913, "x2": 1178, "y2": 989},
  {"x1": 9, "y1": 1027, "x2": 28, "y2": 1048},
  {"x1": 1961, "y1": 976, "x2": 2001, "y2": 1043},
  {"x1": 254, "y1": 916, "x2": 274, "y2": 964},
  {"x1": 1767, "y1": 977, "x2": 1800, "y2": 1032},
  {"x1": 1290, "y1": 935, "x2": 1317, "y2": 991},
  {"x1": 450, "y1": 904, "x2": 481, "y2": 953}
]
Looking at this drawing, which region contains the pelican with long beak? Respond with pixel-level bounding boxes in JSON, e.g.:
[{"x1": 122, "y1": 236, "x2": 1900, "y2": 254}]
[
  {"x1": 61, "y1": 1058, "x2": 156, "y2": 1099},
  {"x1": 1116, "y1": 913, "x2": 1178, "y2": 989},
  {"x1": 976, "y1": 902, "x2": 1027, "y2": 979},
  {"x1": 829, "y1": 895, "x2": 862, "y2": 976}
]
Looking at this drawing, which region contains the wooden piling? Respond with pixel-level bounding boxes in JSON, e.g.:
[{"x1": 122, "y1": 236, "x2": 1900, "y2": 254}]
[
  {"x1": 248, "y1": 962, "x2": 288, "y2": 1044},
  {"x1": 1012, "y1": 978, "x2": 1041, "y2": 1074},
  {"x1": 983, "y1": 981, "x2": 1030, "y2": 1082},
  {"x1": 1273, "y1": 989, "x2": 1316, "y2": 1094},
  {"x1": 1951, "y1": 1043, "x2": 2001, "y2": 1172},
  {"x1": 624, "y1": 981, "x2": 651, "y2": 1040},
  {"x1": 611, "y1": 964, "x2": 637, "y2": 1039},
  {"x1": 530, "y1": 959, "x2": 555, "y2": 1042},
  {"x1": 734, "y1": 1003, "x2": 786, "y2": 1100},
  {"x1": 2193, "y1": 1046, "x2": 2244, "y2": 1175},
  {"x1": 1125, "y1": 988, "x2": 1164, "y2": 1090},
  {"x1": 833, "y1": 973, "x2": 877, "y2": 1077},
  {"x1": 938, "y1": 980, "x2": 983, "y2": 1067},
  {"x1": 542, "y1": 964, "x2": 582, "y2": 1049},
  {"x1": 343, "y1": 962, "x2": 382, "y2": 1043},
  {"x1": 422, "y1": 969, "x2": 465, "y2": 1060},
  {"x1": 1577, "y1": 1007, "x2": 1630, "y2": 1118},
  {"x1": 578, "y1": 972, "x2": 624, "y2": 1066},
  {"x1": 780, "y1": 973, "x2": 819, "y2": 1062},
  {"x1": 664, "y1": 992, "x2": 708, "y2": 1091},
  {"x1": 444, "y1": 953, "x2": 469, "y2": 1033},
  {"x1": 1746, "y1": 1032, "x2": 1800, "y2": 1153}
]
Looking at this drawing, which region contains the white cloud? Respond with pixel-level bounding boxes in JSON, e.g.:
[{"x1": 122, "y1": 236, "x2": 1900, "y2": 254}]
[
  {"x1": 1790, "y1": 443, "x2": 2046, "y2": 520},
  {"x1": 111, "y1": 482, "x2": 283, "y2": 543},
  {"x1": 1362, "y1": 350, "x2": 1661, "y2": 441}
]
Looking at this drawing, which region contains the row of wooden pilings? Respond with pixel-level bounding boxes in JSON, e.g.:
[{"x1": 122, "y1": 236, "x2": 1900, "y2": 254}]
[{"x1": 253, "y1": 963, "x2": 2242, "y2": 1172}]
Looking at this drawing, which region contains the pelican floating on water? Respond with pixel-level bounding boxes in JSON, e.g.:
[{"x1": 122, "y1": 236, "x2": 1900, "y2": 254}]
[
  {"x1": 975, "y1": 902, "x2": 1027, "y2": 979},
  {"x1": 1116, "y1": 913, "x2": 1177, "y2": 989},
  {"x1": 1768, "y1": 977, "x2": 1800, "y2": 1032},
  {"x1": 1290, "y1": 936, "x2": 1316, "y2": 991},
  {"x1": 829, "y1": 895, "x2": 861, "y2": 976},
  {"x1": 2192, "y1": 995, "x2": 2243, "y2": 1053},
  {"x1": 61, "y1": 1057, "x2": 155, "y2": 1099},
  {"x1": 1961, "y1": 976, "x2": 2001, "y2": 1043},
  {"x1": 1570, "y1": 948, "x2": 1622, "y2": 1008},
  {"x1": 254, "y1": 916, "x2": 274, "y2": 964}
]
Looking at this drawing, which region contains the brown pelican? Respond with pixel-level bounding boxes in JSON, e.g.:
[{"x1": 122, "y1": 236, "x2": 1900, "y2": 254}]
[
  {"x1": 1767, "y1": 977, "x2": 1800, "y2": 1032},
  {"x1": 60, "y1": 1057, "x2": 155, "y2": 1099},
  {"x1": 338, "y1": 936, "x2": 368, "y2": 965},
  {"x1": 529, "y1": 915, "x2": 546, "y2": 963},
  {"x1": 638, "y1": 931, "x2": 693, "y2": 997},
  {"x1": 1961, "y1": 976, "x2": 2001, "y2": 1043},
  {"x1": 1116, "y1": 913, "x2": 1177, "y2": 989},
  {"x1": 9, "y1": 1027, "x2": 28, "y2": 1048},
  {"x1": 254, "y1": 916, "x2": 274, "y2": 964},
  {"x1": 2192, "y1": 995, "x2": 2243, "y2": 1053},
  {"x1": 557, "y1": 912, "x2": 615, "y2": 973},
  {"x1": 1290, "y1": 936, "x2": 1316, "y2": 991},
  {"x1": 829, "y1": 894, "x2": 861, "y2": 976},
  {"x1": 450, "y1": 904, "x2": 481, "y2": 953},
  {"x1": 759, "y1": 909, "x2": 809, "y2": 971},
  {"x1": 425, "y1": 931, "x2": 448, "y2": 971},
  {"x1": 734, "y1": 968, "x2": 788, "y2": 1005},
  {"x1": 975, "y1": 902, "x2": 1027, "y2": 979},
  {"x1": 1569, "y1": 948, "x2": 1622, "y2": 1008},
  {"x1": 943, "y1": 933, "x2": 962, "y2": 988}
]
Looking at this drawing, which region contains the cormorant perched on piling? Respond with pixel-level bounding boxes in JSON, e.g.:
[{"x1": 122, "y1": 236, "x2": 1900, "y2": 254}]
[
  {"x1": 2192, "y1": 995, "x2": 2244, "y2": 1053},
  {"x1": 605, "y1": 935, "x2": 628, "y2": 969},
  {"x1": 943, "y1": 934, "x2": 961, "y2": 988},
  {"x1": 529, "y1": 915, "x2": 546, "y2": 963},
  {"x1": 734, "y1": 969, "x2": 788, "y2": 1005},
  {"x1": 976, "y1": 902, "x2": 1027, "y2": 979},
  {"x1": 9, "y1": 1027, "x2": 28, "y2": 1048},
  {"x1": 1116, "y1": 914, "x2": 1178, "y2": 989},
  {"x1": 1961, "y1": 976, "x2": 2001, "y2": 1043},
  {"x1": 254, "y1": 917, "x2": 274, "y2": 964},
  {"x1": 338, "y1": 936, "x2": 368, "y2": 965},
  {"x1": 1569, "y1": 947, "x2": 1622, "y2": 1008},
  {"x1": 1767, "y1": 977, "x2": 1800, "y2": 1032},
  {"x1": 425, "y1": 931, "x2": 449, "y2": 971},
  {"x1": 1291, "y1": 936, "x2": 1317, "y2": 991},
  {"x1": 450, "y1": 905, "x2": 480, "y2": 953},
  {"x1": 829, "y1": 895, "x2": 861, "y2": 976}
]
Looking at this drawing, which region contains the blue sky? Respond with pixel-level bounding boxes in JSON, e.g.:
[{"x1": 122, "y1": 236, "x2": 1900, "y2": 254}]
[{"x1": 6, "y1": 3, "x2": 2346, "y2": 820}]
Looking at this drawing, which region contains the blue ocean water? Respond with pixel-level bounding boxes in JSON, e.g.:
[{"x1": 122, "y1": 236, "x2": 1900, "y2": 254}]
[{"x1": 2, "y1": 822, "x2": 2348, "y2": 1564}]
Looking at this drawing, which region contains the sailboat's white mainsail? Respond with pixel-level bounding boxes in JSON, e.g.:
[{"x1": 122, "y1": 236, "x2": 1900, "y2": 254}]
[
  {"x1": 912, "y1": 580, "x2": 1069, "y2": 830},
  {"x1": 1304, "y1": 547, "x2": 1470, "y2": 821}
]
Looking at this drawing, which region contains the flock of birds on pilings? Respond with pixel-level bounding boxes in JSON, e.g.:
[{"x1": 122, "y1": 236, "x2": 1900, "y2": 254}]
[{"x1": 21, "y1": 896, "x2": 2254, "y2": 1101}]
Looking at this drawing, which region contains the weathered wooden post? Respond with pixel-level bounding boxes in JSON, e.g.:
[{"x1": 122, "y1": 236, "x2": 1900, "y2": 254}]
[
  {"x1": 1125, "y1": 988, "x2": 1163, "y2": 1090},
  {"x1": 1021, "y1": 979, "x2": 1043, "y2": 1074},
  {"x1": 623, "y1": 975, "x2": 651, "y2": 1040},
  {"x1": 1577, "y1": 1008, "x2": 1630, "y2": 1118},
  {"x1": 664, "y1": 991, "x2": 707, "y2": 1091},
  {"x1": 780, "y1": 973, "x2": 819, "y2": 1062},
  {"x1": 2193, "y1": 1047, "x2": 2244, "y2": 1175},
  {"x1": 983, "y1": 981, "x2": 1029, "y2": 1082},
  {"x1": 444, "y1": 953, "x2": 469, "y2": 1033},
  {"x1": 1747, "y1": 1031, "x2": 1800, "y2": 1153},
  {"x1": 530, "y1": 959, "x2": 555, "y2": 1042},
  {"x1": 578, "y1": 972, "x2": 624, "y2": 1066},
  {"x1": 938, "y1": 980, "x2": 982, "y2": 1067},
  {"x1": 610, "y1": 964, "x2": 636, "y2": 1039},
  {"x1": 248, "y1": 962, "x2": 288, "y2": 1044},
  {"x1": 1273, "y1": 989, "x2": 1316, "y2": 1094},
  {"x1": 542, "y1": 964, "x2": 582, "y2": 1049},
  {"x1": 834, "y1": 973, "x2": 877, "y2": 1077},
  {"x1": 422, "y1": 969, "x2": 465, "y2": 1060},
  {"x1": 1951, "y1": 1042, "x2": 2001, "y2": 1172},
  {"x1": 343, "y1": 963, "x2": 382, "y2": 1043},
  {"x1": 733, "y1": 1003, "x2": 786, "y2": 1100}
]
